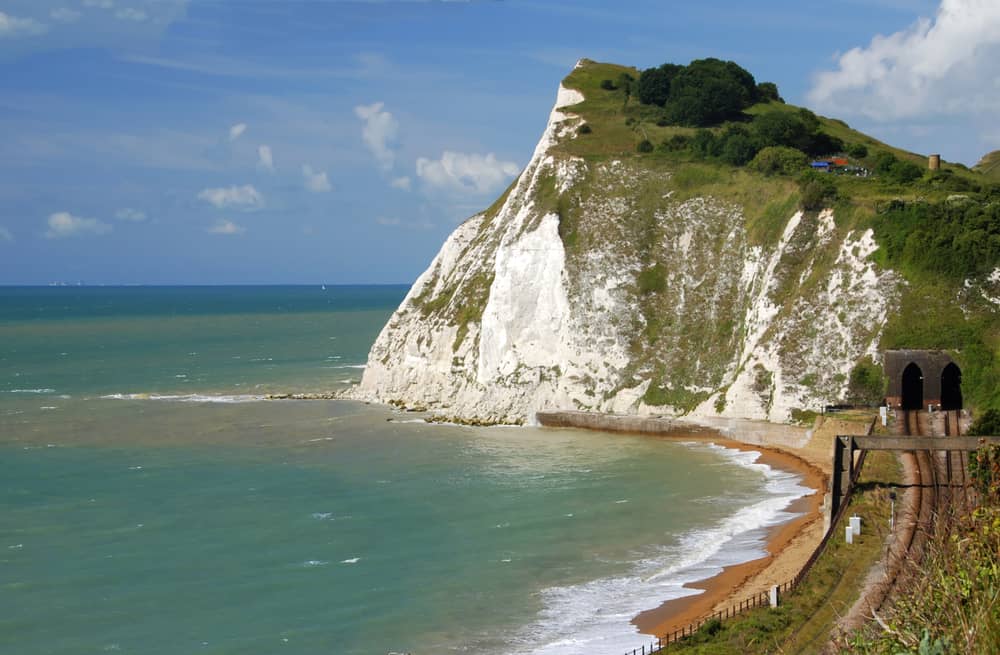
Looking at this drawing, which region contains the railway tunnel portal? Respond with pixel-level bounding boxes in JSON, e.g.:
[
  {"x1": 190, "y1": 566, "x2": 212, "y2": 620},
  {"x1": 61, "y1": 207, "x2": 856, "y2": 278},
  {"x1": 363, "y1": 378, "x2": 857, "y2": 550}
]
[{"x1": 884, "y1": 350, "x2": 962, "y2": 411}]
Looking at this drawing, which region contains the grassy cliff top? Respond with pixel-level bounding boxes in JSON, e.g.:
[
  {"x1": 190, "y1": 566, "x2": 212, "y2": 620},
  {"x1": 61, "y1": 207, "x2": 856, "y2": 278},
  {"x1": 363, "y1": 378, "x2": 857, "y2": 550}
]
[{"x1": 554, "y1": 60, "x2": 993, "y2": 212}]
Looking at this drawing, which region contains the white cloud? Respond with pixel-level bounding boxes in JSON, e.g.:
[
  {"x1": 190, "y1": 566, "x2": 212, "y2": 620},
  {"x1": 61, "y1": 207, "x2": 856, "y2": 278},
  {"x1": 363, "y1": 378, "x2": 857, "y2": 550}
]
[
  {"x1": 50, "y1": 8, "x2": 82, "y2": 23},
  {"x1": 83, "y1": 0, "x2": 115, "y2": 8},
  {"x1": 257, "y1": 145, "x2": 274, "y2": 171},
  {"x1": 228, "y1": 123, "x2": 247, "y2": 141},
  {"x1": 115, "y1": 8, "x2": 148, "y2": 22},
  {"x1": 0, "y1": 12, "x2": 48, "y2": 38},
  {"x1": 354, "y1": 101, "x2": 399, "y2": 170},
  {"x1": 808, "y1": 0, "x2": 1000, "y2": 121},
  {"x1": 115, "y1": 208, "x2": 146, "y2": 222},
  {"x1": 0, "y1": 226, "x2": 12, "y2": 242},
  {"x1": 390, "y1": 176, "x2": 411, "y2": 190},
  {"x1": 44, "y1": 212, "x2": 112, "y2": 239},
  {"x1": 415, "y1": 151, "x2": 520, "y2": 195},
  {"x1": 207, "y1": 219, "x2": 245, "y2": 235},
  {"x1": 302, "y1": 165, "x2": 331, "y2": 192},
  {"x1": 197, "y1": 184, "x2": 263, "y2": 209}
]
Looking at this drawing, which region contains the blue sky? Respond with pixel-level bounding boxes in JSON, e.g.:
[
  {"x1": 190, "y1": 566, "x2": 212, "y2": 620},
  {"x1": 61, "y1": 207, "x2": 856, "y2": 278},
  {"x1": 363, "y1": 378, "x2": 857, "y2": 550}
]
[{"x1": 1, "y1": 0, "x2": 997, "y2": 285}]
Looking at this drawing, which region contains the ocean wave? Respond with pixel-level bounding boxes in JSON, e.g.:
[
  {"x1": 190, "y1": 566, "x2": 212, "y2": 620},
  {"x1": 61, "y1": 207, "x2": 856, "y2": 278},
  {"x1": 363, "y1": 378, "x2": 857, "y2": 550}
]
[
  {"x1": 101, "y1": 393, "x2": 264, "y2": 403},
  {"x1": 7, "y1": 388, "x2": 56, "y2": 394},
  {"x1": 508, "y1": 442, "x2": 812, "y2": 655}
]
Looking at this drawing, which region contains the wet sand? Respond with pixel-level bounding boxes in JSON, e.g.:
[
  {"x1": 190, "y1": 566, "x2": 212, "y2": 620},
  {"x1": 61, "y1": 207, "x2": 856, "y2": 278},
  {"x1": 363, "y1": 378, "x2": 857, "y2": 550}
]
[{"x1": 633, "y1": 439, "x2": 828, "y2": 638}]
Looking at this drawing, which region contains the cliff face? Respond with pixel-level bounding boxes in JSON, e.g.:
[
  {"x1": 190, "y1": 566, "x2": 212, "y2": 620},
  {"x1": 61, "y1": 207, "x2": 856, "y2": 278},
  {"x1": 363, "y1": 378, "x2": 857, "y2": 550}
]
[{"x1": 354, "y1": 67, "x2": 901, "y2": 425}]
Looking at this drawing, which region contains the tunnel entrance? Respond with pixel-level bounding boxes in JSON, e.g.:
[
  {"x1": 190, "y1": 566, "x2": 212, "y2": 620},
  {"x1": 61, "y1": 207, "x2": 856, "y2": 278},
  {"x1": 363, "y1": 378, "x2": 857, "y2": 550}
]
[
  {"x1": 940, "y1": 363, "x2": 963, "y2": 410},
  {"x1": 901, "y1": 362, "x2": 924, "y2": 410}
]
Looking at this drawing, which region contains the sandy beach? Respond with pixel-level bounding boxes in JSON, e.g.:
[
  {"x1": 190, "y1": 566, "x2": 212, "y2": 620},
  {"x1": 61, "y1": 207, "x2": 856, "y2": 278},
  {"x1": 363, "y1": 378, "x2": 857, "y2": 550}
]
[{"x1": 632, "y1": 436, "x2": 830, "y2": 639}]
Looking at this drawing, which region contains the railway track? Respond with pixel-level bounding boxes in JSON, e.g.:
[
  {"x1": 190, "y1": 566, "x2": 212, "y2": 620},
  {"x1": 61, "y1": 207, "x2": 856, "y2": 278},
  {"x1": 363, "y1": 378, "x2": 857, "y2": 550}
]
[{"x1": 872, "y1": 409, "x2": 971, "y2": 614}]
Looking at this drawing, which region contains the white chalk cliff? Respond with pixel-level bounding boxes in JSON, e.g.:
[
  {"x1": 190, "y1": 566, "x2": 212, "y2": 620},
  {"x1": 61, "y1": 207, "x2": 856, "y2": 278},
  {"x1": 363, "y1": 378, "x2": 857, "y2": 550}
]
[{"x1": 354, "y1": 67, "x2": 900, "y2": 425}]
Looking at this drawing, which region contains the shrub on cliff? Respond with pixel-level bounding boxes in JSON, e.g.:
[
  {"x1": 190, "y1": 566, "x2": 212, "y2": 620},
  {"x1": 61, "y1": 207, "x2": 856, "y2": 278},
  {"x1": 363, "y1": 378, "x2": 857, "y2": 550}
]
[
  {"x1": 848, "y1": 143, "x2": 868, "y2": 159},
  {"x1": 749, "y1": 146, "x2": 809, "y2": 176},
  {"x1": 846, "y1": 356, "x2": 885, "y2": 406},
  {"x1": 752, "y1": 109, "x2": 843, "y2": 157},
  {"x1": 798, "y1": 171, "x2": 838, "y2": 210},
  {"x1": 874, "y1": 152, "x2": 925, "y2": 184},
  {"x1": 756, "y1": 81, "x2": 783, "y2": 103}
]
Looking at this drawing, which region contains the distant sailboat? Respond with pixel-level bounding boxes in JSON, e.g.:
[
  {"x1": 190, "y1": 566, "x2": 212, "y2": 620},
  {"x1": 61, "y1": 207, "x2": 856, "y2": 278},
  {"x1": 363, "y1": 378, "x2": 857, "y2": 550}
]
[{"x1": 321, "y1": 285, "x2": 326, "y2": 291}]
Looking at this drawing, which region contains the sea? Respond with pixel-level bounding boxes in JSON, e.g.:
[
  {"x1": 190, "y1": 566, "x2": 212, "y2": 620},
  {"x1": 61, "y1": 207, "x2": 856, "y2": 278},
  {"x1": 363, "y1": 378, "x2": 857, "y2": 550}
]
[{"x1": 0, "y1": 286, "x2": 811, "y2": 655}]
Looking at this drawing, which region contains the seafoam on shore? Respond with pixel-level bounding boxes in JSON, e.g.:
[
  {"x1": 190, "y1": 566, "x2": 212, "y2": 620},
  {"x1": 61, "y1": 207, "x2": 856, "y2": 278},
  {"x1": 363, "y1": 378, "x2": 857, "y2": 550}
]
[{"x1": 507, "y1": 442, "x2": 813, "y2": 655}]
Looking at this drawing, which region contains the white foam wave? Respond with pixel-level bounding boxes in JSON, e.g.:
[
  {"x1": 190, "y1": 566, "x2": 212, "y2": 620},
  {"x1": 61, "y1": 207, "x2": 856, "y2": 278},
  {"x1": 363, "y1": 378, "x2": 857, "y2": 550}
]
[
  {"x1": 302, "y1": 560, "x2": 328, "y2": 567},
  {"x1": 311, "y1": 512, "x2": 333, "y2": 520},
  {"x1": 340, "y1": 557, "x2": 360, "y2": 564},
  {"x1": 8, "y1": 388, "x2": 55, "y2": 394},
  {"x1": 101, "y1": 393, "x2": 264, "y2": 403},
  {"x1": 508, "y1": 442, "x2": 813, "y2": 655},
  {"x1": 330, "y1": 364, "x2": 366, "y2": 369}
]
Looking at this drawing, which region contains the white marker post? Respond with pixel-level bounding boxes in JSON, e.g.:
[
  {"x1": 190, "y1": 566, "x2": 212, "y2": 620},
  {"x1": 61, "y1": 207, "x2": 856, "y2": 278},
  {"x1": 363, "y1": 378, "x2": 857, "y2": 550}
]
[
  {"x1": 845, "y1": 525, "x2": 854, "y2": 544},
  {"x1": 850, "y1": 515, "x2": 861, "y2": 537}
]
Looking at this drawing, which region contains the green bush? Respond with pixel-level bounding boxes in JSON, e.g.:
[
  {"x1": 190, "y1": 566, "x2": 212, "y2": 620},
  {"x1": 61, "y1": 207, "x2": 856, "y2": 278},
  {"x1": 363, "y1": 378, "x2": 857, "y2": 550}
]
[
  {"x1": 750, "y1": 110, "x2": 843, "y2": 156},
  {"x1": 690, "y1": 129, "x2": 718, "y2": 158},
  {"x1": 968, "y1": 409, "x2": 1000, "y2": 436},
  {"x1": 636, "y1": 139, "x2": 654, "y2": 153},
  {"x1": 848, "y1": 143, "x2": 868, "y2": 159},
  {"x1": 577, "y1": 123, "x2": 592, "y2": 135},
  {"x1": 797, "y1": 170, "x2": 838, "y2": 210},
  {"x1": 720, "y1": 132, "x2": 757, "y2": 166},
  {"x1": 874, "y1": 152, "x2": 925, "y2": 184},
  {"x1": 617, "y1": 72, "x2": 635, "y2": 98},
  {"x1": 660, "y1": 134, "x2": 690, "y2": 151},
  {"x1": 637, "y1": 63, "x2": 681, "y2": 106},
  {"x1": 749, "y1": 146, "x2": 808, "y2": 176},
  {"x1": 969, "y1": 442, "x2": 1000, "y2": 499},
  {"x1": 637, "y1": 263, "x2": 666, "y2": 293},
  {"x1": 753, "y1": 110, "x2": 814, "y2": 152},
  {"x1": 846, "y1": 356, "x2": 885, "y2": 405},
  {"x1": 756, "y1": 81, "x2": 783, "y2": 103}
]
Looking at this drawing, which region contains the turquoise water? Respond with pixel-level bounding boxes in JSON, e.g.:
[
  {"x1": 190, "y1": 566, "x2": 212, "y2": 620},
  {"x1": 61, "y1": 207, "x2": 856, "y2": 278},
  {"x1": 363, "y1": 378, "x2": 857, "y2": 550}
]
[
  {"x1": 0, "y1": 286, "x2": 401, "y2": 396},
  {"x1": 0, "y1": 287, "x2": 809, "y2": 655}
]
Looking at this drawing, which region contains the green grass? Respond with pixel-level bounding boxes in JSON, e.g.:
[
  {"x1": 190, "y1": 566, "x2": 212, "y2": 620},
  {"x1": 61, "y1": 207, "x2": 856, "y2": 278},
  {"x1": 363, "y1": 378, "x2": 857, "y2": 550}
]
[
  {"x1": 975, "y1": 150, "x2": 1000, "y2": 180},
  {"x1": 849, "y1": 447, "x2": 1000, "y2": 654},
  {"x1": 659, "y1": 450, "x2": 901, "y2": 655}
]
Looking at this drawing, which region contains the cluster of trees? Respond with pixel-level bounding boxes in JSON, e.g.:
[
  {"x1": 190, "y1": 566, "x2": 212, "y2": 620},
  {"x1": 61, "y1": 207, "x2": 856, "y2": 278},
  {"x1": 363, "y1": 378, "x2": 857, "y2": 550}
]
[
  {"x1": 873, "y1": 191, "x2": 1000, "y2": 281},
  {"x1": 656, "y1": 108, "x2": 845, "y2": 167},
  {"x1": 635, "y1": 58, "x2": 782, "y2": 126},
  {"x1": 872, "y1": 152, "x2": 925, "y2": 185}
]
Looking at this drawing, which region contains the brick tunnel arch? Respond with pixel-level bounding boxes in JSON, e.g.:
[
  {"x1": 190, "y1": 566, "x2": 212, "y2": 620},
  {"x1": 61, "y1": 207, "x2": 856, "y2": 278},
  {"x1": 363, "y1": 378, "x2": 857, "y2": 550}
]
[
  {"x1": 901, "y1": 362, "x2": 924, "y2": 410},
  {"x1": 940, "y1": 362, "x2": 962, "y2": 410}
]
